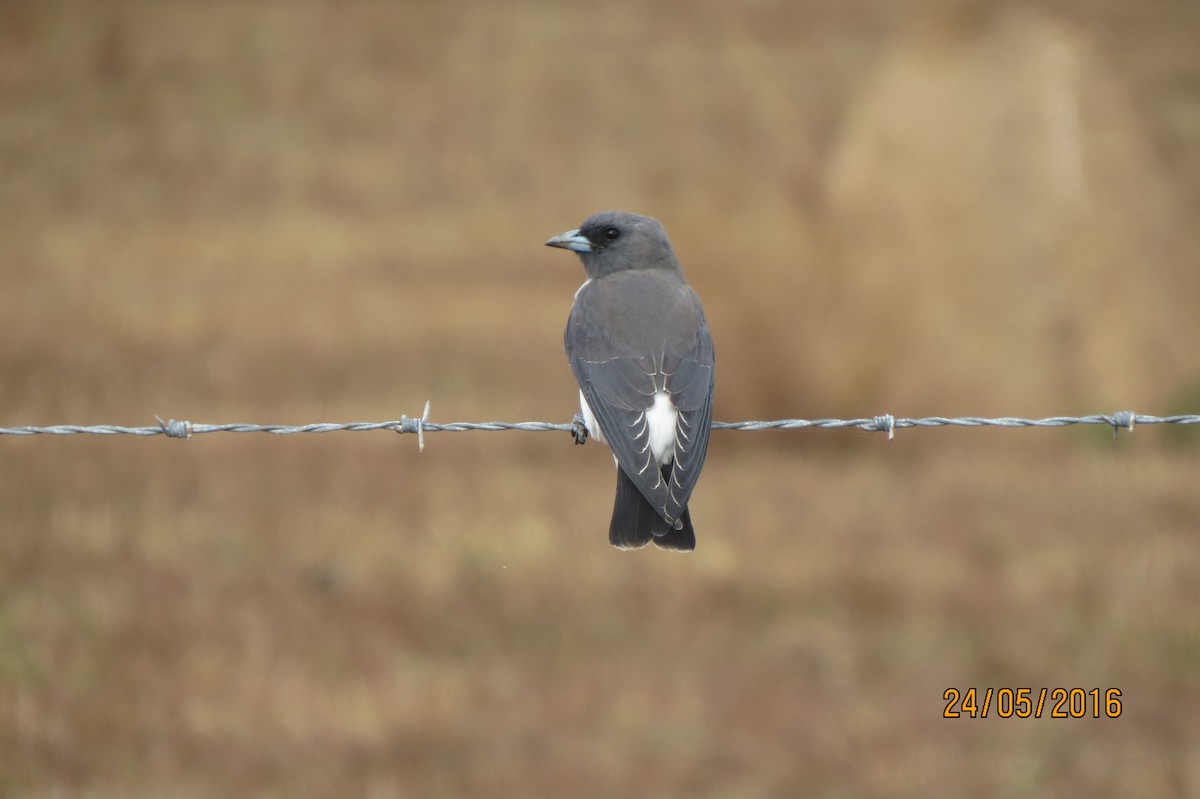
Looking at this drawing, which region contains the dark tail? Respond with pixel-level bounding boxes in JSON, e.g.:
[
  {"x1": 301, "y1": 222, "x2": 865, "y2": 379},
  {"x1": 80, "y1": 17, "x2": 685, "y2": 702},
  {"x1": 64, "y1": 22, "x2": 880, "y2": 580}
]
[
  {"x1": 608, "y1": 465, "x2": 696, "y2": 552},
  {"x1": 655, "y1": 505, "x2": 695, "y2": 552}
]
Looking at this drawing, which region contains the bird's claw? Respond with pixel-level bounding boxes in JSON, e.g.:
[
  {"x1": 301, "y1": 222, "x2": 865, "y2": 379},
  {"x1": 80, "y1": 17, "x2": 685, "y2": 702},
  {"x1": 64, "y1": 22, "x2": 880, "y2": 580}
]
[{"x1": 570, "y1": 413, "x2": 589, "y2": 446}]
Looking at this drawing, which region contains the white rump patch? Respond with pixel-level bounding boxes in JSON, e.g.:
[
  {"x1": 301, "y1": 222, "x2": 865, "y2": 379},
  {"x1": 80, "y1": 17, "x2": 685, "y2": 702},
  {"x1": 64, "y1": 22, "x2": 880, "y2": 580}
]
[{"x1": 644, "y1": 392, "x2": 678, "y2": 466}]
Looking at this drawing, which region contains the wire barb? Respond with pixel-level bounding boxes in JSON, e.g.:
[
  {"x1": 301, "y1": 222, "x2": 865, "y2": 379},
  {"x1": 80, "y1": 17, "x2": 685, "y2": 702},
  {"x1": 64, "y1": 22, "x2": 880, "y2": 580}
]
[
  {"x1": 156, "y1": 417, "x2": 193, "y2": 439},
  {"x1": 1109, "y1": 410, "x2": 1136, "y2": 439},
  {"x1": 871, "y1": 414, "x2": 896, "y2": 440},
  {"x1": 397, "y1": 400, "x2": 432, "y2": 452}
]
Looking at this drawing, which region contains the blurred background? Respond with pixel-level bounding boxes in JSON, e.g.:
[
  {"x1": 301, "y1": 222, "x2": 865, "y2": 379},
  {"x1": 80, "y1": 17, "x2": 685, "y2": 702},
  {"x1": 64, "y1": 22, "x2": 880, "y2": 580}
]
[{"x1": 2, "y1": 0, "x2": 1199, "y2": 796}]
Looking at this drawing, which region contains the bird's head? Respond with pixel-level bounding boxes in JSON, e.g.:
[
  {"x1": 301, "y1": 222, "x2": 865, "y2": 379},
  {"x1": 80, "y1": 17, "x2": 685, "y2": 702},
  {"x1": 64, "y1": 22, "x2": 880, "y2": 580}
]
[{"x1": 546, "y1": 211, "x2": 679, "y2": 279}]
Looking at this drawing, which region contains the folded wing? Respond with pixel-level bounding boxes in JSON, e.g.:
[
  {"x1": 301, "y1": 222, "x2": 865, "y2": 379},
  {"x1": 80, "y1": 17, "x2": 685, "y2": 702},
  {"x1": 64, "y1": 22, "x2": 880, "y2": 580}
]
[{"x1": 566, "y1": 272, "x2": 715, "y2": 525}]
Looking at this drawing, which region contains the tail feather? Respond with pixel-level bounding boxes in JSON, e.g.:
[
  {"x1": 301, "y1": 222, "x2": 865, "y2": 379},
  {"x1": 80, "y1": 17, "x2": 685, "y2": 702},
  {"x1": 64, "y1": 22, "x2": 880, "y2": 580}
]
[
  {"x1": 608, "y1": 464, "x2": 696, "y2": 552},
  {"x1": 653, "y1": 506, "x2": 695, "y2": 552}
]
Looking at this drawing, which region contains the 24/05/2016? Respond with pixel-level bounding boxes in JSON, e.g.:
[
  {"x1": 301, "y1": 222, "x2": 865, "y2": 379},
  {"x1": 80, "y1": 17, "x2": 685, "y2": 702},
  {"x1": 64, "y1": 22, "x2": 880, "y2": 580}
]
[{"x1": 943, "y1": 688, "x2": 1122, "y2": 719}]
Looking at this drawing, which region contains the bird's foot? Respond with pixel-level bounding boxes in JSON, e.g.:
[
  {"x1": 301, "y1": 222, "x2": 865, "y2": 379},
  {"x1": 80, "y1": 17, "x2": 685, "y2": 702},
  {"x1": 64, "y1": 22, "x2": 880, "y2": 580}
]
[{"x1": 570, "y1": 413, "x2": 589, "y2": 446}]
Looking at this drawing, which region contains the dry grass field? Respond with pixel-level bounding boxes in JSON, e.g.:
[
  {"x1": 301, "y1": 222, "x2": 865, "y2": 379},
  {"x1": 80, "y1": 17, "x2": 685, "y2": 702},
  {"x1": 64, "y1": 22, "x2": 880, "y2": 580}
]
[{"x1": 2, "y1": 1, "x2": 1199, "y2": 797}]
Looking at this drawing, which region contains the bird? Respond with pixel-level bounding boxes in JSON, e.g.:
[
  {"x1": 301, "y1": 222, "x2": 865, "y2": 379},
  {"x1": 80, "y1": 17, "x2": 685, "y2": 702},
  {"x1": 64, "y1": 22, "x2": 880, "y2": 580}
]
[{"x1": 546, "y1": 211, "x2": 715, "y2": 551}]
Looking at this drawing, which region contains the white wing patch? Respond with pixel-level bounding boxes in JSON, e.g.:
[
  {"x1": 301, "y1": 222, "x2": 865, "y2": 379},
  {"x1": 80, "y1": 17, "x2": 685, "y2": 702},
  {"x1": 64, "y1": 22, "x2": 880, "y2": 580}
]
[{"x1": 644, "y1": 391, "x2": 678, "y2": 467}]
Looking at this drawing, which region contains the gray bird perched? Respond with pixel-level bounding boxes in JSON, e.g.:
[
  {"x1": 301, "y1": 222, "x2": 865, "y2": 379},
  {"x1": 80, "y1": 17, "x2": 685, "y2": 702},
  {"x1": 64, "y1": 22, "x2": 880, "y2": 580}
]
[{"x1": 546, "y1": 211, "x2": 715, "y2": 551}]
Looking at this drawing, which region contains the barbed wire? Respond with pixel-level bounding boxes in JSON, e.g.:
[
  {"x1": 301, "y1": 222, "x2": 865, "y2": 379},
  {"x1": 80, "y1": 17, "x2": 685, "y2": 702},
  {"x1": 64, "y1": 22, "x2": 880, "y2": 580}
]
[{"x1": 1, "y1": 402, "x2": 1196, "y2": 451}]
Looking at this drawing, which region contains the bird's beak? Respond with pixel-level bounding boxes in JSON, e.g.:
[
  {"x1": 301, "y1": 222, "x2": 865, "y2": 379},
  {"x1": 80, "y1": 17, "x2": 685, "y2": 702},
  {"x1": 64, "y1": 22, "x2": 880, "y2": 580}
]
[{"x1": 545, "y1": 229, "x2": 596, "y2": 253}]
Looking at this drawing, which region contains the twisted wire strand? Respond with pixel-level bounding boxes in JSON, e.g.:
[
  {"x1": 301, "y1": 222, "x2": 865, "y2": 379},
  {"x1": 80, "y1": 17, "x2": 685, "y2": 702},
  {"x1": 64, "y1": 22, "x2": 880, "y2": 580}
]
[{"x1": 2, "y1": 404, "x2": 1196, "y2": 447}]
